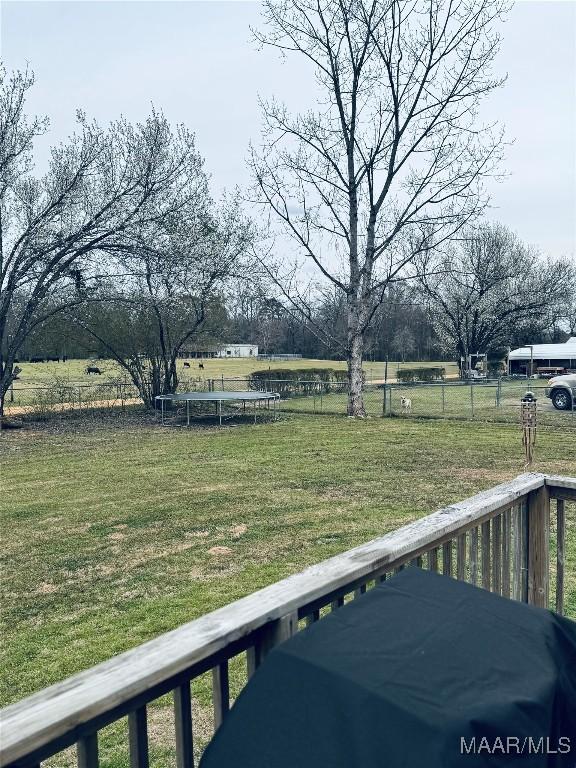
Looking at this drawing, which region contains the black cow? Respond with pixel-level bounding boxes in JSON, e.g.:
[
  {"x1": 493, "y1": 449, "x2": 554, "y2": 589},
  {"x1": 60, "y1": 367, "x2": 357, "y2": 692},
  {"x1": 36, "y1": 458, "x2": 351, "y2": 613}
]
[
  {"x1": 30, "y1": 357, "x2": 45, "y2": 363},
  {"x1": 46, "y1": 356, "x2": 60, "y2": 362},
  {"x1": 86, "y1": 366, "x2": 102, "y2": 375},
  {"x1": 183, "y1": 362, "x2": 191, "y2": 368},
  {"x1": 198, "y1": 363, "x2": 204, "y2": 370}
]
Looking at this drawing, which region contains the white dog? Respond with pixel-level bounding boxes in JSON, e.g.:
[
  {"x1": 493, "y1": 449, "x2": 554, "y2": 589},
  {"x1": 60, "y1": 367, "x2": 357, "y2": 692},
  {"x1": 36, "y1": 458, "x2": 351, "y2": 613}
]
[{"x1": 400, "y1": 396, "x2": 412, "y2": 414}]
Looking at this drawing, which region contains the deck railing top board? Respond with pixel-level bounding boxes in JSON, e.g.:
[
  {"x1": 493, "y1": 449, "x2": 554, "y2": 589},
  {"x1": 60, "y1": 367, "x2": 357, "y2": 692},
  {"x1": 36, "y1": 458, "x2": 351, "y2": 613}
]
[{"x1": 2, "y1": 472, "x2": 574, "y2": 767}]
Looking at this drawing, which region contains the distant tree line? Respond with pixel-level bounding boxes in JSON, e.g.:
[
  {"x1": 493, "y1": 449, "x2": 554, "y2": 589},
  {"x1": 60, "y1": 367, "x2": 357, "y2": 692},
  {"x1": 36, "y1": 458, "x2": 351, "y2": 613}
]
[{"x1": 16, "y1": 229, "x2": 575, "y2": 374}]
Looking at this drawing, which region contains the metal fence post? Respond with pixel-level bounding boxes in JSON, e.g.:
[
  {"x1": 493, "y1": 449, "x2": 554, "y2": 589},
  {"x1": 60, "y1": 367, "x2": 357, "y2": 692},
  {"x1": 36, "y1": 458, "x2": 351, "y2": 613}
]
[
  {"x1": 470, "y1": 384, "x2": 474, "y2": 417},
  {"x1": 441, "y1": 384, "x2": 445, "y2": 413}
]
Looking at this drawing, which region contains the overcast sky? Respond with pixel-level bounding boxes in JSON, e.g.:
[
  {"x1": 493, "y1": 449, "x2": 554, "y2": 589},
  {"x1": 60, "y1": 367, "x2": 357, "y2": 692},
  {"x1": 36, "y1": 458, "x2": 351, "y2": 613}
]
[{"x1": 1, "y1": 0, "x2": 575, "y2": 259}]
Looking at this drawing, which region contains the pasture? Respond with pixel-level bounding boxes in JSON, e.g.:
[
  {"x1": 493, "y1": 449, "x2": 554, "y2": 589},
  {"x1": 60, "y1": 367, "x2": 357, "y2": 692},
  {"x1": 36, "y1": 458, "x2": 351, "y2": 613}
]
[
  {"x1": 9, "y1": 356, "x2": 458, "y2": 391},
  {"x1": 1, "y1": 414, "x2": 575, "y2": 767}
]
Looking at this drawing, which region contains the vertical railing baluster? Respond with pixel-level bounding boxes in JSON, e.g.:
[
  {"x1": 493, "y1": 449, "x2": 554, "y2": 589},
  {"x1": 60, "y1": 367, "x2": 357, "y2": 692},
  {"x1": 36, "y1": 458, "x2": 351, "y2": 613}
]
[
  {"x1": 305, "y1": 608, "x2": 320, "y2": 625},
  {"x1": 428, "y1": 547, "x2": 439, "y2": 572},
  {"x1": 212, "y1": 662, "x2": 230, "y2": 730},
  {"x1": 456, "y1": 534, "x2": 466, "y2": 580},
  {"x1": 174, "y1": 682, "x2": 194, "y2": 768},
  {"x1": 77, "y1": 733, "x2": 99, "y2": 768},
  {"x1": 481, "y1": 520, "x2": 491, "y2": 591},
  {"x1": 511, "y1": 500, "x2": 530, "y2": 603},
  {"x1": 492, "y1": 515, "x2": 502, "y2": 595},
  {"x1": 128, "y1": 706, "x2": 149, "y2": 768},
  {"x1": 442, "y1": 541, "x2": 453, "y2": 577},
  {"x1": 469, "y1": 527, "x2": 479, "y2": 586},
  {"x1": 246, "y1": 646, "x2": 259, "y2": 679},
  {"x1": 556, "y1": 499, "x2": 565, "y2": 615},
  {"x1": 501, "y1": 509, "x2": 511, "y2": 599},
  {"x1": 331, "y1": 595, "x2": 345, "y2": 611}
]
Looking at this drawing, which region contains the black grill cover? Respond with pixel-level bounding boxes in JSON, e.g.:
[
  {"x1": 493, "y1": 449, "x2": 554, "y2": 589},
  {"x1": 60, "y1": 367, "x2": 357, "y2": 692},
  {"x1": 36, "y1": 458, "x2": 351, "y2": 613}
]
[{"x1": 200, "y1": 568, "x2": 576, "y2": 767}]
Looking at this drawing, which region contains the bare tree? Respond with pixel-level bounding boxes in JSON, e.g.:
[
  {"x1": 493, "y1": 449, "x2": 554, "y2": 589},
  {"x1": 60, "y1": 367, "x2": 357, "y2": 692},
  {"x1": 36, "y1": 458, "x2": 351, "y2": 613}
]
[
  {"x1": 557, "y1": 282, "x2": 576, "y2": 337},
  {"x1": 419, "y1": 222, "x2": 575, "y2": 366},
  {"x1": 250, "y1": 0, "x2": 507, "y2": 415},
  {"x1": 0, "y1": 64, "x2": 209, "y2": 417},
  {"x1": 71, "y1": 197, "x2": 253, "y2": 408}
]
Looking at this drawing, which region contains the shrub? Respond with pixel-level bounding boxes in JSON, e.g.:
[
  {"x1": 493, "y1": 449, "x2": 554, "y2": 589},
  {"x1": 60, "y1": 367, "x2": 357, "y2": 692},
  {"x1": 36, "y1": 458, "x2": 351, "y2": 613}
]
[
  {"x1": 248, "y1": 367, "x2": 352, "y2": 397},
  {"x1": 396, "y1": 367, "x2": 445, "y2": 383}
]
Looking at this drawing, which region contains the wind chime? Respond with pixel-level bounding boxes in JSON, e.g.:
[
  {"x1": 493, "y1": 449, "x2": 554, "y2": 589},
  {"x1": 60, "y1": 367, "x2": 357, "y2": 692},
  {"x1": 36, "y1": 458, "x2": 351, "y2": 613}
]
[{"x1": 520, "y1": 391, "x2": 537, "y2": 467}]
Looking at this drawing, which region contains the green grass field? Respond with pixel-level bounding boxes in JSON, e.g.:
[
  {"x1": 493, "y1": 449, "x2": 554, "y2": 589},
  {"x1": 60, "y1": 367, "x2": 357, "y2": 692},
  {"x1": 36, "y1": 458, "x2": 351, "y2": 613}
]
[
  {"x1": 280, "y1": 380, "x2": 575, "y2": 428},
  {"x1": 1, "y1": 415, "x2": 574, "y2": 765},
  {"x1": 8, "y1": 357, "x2": 458, "y2": 393}
]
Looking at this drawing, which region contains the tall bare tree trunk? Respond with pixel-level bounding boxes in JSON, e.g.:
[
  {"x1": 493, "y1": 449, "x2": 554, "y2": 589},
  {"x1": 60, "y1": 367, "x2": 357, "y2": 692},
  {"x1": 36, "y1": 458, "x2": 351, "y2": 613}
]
[{"x1": 347, "y1": 302, "x2": 366, "y2": 417}]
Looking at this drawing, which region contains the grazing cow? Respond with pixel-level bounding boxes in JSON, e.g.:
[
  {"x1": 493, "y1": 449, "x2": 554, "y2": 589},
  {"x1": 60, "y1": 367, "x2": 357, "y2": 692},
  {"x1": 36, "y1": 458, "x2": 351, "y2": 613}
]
[
  {"x1": 198, "y1": 363, "x2": 204, "y2": 370},
  {"x1": 183, "y1": 362, "x2": 191, "y2": 368},
  {"x1": 400, "y1": 396, "x2": 412, "y2": 414},
  {"x1": 30, "y1": 357, "x2": 45, "y2": 363},
  {"x1": 46, "y1": 356, "x2": 60, "y2": 362},
  {"x1": 86, "y1": 366, "x2": 102, "y2": 375}
]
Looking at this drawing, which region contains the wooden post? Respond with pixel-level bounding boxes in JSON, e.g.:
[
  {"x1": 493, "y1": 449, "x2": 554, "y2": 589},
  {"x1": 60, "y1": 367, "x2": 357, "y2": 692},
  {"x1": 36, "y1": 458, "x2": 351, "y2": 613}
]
[
  {"x1": 428, "y1": 547, "x2": 439, "y2": 572},
  {"x1": 481, "y1": 520, "x2": 491, "y2": 591},
  {"x1": 212, "y1": 662, "x2": 230, "y2": 730},
  {"x1": 456, "y1": 534, "x2": 466, "y2": 580},
  {"x1": 247, "y1": 611, "x2": 298, "y2": 678},
  {"x1": 556, "y1": 499, "x2": 565, "y2": 615},
  {"x1": 442, "y1": 541, "x2": 453, "y2": 577},
  {"x1": 526, "y1": 486, "x2": 550, "y2": 608},
  {"x1": 501, "y1": 509, "x2": 511, "y2": 599},
  {"x1": 173, "y1": 683, "x2": 194, "y2": 768},
  {"x1": 469, "y1": 527, "x2": 479, "y2": 586},
  {"x1": 77, "y1": 733, "x2": 99, "y2": 768},
  {"x1": 128, "y1": 706, "x2": 149, "y2": 768},
  {"x1": 491, "y1": 515, "x2": 502, "y2": 595}
]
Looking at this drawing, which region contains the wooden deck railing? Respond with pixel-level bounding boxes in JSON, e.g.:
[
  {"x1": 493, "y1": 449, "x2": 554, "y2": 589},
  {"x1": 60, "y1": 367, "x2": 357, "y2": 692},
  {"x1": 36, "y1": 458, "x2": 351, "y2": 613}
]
[{"x1": 1, "y1": 472, "x2": 574, "y2": 768}]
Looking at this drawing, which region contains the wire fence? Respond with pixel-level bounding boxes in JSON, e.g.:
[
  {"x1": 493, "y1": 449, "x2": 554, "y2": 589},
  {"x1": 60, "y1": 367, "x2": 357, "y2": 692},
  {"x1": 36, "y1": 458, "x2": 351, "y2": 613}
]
[
  {"x1": 4, "y1": 381, "x2": 142, "y2": 420},
  {"x1": 4, "y1": 376, "x2": 575, "y2": 429},
  {"x1": 212, "y1": 377, "x2": 575, "y2": 428}
]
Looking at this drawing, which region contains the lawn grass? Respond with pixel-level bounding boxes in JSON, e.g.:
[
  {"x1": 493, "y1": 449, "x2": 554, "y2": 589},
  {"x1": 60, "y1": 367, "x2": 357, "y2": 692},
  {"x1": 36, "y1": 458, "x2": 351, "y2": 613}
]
[
  {"x1": 1, "y1": 415, "x2": 575, "y2": 766},
  {"x1": 281, "y1": 380, "x2": 576, "y2": 428}
]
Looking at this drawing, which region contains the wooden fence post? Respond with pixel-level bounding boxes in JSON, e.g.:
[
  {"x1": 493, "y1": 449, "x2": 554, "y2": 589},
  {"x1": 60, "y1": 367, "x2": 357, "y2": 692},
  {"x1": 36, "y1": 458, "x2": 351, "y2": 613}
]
[
  {"x1": 247, "y1": 611, "x2": 298, "y2": 678},
  {"x1": 526, "y1": 485, "x2": 550, "y2": 608}
]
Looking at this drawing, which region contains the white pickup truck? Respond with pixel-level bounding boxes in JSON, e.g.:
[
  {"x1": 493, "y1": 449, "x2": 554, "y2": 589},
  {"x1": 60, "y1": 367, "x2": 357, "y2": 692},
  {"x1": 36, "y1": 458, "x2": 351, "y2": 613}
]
[{"x1": 545, "y1": 373, "x2": 576, "y2": 410}]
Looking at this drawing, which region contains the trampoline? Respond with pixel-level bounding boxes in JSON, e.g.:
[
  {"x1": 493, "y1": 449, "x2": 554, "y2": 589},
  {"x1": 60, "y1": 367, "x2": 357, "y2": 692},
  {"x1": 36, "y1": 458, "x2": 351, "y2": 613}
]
[{"x1": 155, "y1": 391, "x2": 280, "y2": 426}]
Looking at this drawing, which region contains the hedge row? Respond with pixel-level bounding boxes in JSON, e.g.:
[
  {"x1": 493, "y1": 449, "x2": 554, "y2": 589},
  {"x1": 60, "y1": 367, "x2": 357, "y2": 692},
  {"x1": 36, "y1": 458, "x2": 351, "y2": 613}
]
[
  {"x1": 396, "y1": 367, "x2": 445, "y2": 383},
  {"x1": 248, "y1": 368, "x2": 350, "y2": 397}
]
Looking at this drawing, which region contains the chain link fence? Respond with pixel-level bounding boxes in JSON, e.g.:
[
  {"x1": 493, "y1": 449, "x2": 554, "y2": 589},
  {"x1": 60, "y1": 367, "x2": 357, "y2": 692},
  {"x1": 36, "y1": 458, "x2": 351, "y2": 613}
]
[
  {"x1": 383, "y1": 379, "x2": 575, "y2": 428},
  {"x1": 211, "y1": 377, "x2": 575, "y2": 428},
  {"x1": 5, "y1": 375, "x2": 574, "y2": 429}
]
